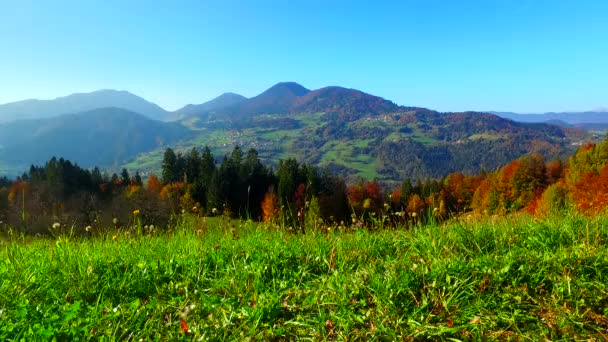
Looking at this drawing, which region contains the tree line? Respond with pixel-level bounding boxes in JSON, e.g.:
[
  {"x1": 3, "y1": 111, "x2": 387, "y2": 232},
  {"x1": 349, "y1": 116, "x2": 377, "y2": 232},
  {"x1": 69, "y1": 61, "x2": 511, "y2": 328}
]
[{"x1": 1, "y1": 136, "x2": 608, "y2": 234}]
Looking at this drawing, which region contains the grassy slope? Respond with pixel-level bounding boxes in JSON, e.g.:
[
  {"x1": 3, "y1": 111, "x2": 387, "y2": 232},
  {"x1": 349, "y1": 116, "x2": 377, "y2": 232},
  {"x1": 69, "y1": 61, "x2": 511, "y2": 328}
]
[
  {"x1": 124, "y1": 113, "x2": 431, "y2": 181},
  {"x1": 1, "y1": 214, "x2": 607, "y2": 340}
]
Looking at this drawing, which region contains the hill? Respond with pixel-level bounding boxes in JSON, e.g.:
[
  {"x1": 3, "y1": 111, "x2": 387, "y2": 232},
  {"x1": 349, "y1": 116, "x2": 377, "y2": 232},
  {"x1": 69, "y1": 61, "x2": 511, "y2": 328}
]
[
  {"x1": 0, "y1": 83, "x2": 594, "y2": 181},
  {"x1": 0, "y1": 107, "x2": 191, "y2": 171},
  {"x1": 126, "y1": 83, "x2": 591, "y2": 182},
  {"x1": 172, "y1": 92, "x2": 247, "y2": 120},
  {"x1": 0, "y1": 90, "x2": 170, "y2": 122},
  {"x1": 181, "y1": 82, "x2": 311, "y2": 122}
]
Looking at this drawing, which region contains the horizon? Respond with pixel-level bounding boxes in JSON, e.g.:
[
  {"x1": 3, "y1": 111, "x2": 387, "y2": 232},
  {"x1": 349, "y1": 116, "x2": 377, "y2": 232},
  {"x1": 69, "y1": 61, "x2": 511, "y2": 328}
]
[
  {"x1": 0, "y1": 0, "x2": 607, "y2": 113},
  {"x1": 0, "y1": 85, "x2": 605, "y2": 115}
]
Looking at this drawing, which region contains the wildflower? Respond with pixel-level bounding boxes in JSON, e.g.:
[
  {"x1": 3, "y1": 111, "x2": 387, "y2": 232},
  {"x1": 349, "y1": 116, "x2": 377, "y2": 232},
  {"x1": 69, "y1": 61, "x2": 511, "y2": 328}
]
[
  {"x1": 192, "y1": 206, "x2": 198, "y2": 212},
  {"x1": 212, "y1": 208, "x2": 218, "y2": 214},
  {"x1": 133, "y1": 209, "x2": 140, "y2": 216},
  {"x1": 433, "y1": 208, "x2": 439, "y2": 213},
  {"x1": 52, "y1": 222, "x2": 60, "y2": 229},
  {"x1": 149, "y1": 225, "x2": 154, "y2": 230},
  {"x1": 181, "y1": 209, "x2": 186, "y2": 214},
  {"x1": 352, "y1": 218, "x2": 356, "y2": 223},
  {"x1": 112, "y1": 235, "x2": 118, "y2": 241},
  {"x1": 384, "y1": 203, "x2": 389, "y2": 209},
  {"x1": 85, "y1": 226, "x2": 92, "y2": 232},
  {"x1": 180, "y1": 318, "x2": 189, "y2": 334},
  {"x1": 363, "y1": 198, "x2": 372, "y2": 209},
  {"x1": 412, "y1": 212, "x2": 417, "y2": 218},
  {"x1": 113, "y1": 218, "x2": 118, "y2": 225}
]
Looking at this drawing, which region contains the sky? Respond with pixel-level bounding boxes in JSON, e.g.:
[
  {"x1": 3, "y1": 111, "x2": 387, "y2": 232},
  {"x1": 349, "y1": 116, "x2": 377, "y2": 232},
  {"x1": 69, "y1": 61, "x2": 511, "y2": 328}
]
[{"x1": 0, "y1": 0, "x2": 606, "y2": 113}]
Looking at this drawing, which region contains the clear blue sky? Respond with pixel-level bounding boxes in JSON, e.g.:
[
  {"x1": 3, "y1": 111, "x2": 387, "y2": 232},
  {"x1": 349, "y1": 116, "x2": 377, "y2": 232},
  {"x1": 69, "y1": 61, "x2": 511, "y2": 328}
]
[{"x1": 0, "y1": 0, "x2": 606, "y2": 113}]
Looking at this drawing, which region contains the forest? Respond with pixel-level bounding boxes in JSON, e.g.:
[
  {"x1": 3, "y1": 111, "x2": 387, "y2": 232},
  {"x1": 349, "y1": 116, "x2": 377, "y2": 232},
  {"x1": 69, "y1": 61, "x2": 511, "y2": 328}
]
[{"x1": 1, "y1": 135, "x2": 608, "y2": 235}]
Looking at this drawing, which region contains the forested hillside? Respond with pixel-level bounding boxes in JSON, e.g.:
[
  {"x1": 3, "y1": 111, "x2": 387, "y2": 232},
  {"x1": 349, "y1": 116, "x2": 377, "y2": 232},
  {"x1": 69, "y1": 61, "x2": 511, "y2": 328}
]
[
  {"x1": 0, "y1": 83, "x2": 594, "y2": 181},
  {"x1": 129, "y1": 91, "x2": 589, "y2": 182},
  {"x1": 2, "y1": 134, "x2": 608, "y2": 234},
  {"x1": 0, "y1": 108, "x2": 191, "y2": 171}
]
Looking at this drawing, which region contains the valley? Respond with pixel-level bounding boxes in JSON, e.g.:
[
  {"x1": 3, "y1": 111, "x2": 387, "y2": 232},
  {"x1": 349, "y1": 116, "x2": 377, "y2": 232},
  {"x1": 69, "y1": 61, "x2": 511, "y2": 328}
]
[{"x1": 0, "y1": 83, "x2": 596, "y2": 182}]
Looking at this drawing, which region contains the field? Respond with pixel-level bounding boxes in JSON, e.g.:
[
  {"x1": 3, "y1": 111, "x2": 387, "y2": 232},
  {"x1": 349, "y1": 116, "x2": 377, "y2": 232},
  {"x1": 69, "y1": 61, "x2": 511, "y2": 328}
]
[{"x1": 1, "y1": 214, "x2": 607, "y2": 340}]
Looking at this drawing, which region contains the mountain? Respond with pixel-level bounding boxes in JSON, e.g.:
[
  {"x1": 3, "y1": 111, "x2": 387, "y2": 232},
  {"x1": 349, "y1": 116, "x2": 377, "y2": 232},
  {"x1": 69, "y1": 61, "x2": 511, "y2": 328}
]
[
  {"x1": 293, "y1": 86, "x2": 399, "y2": 121},
  {"x1": 493, "y1": 110, "x2": 608, "y2": 125},
  {"x1": 0, "y1": 83, "x2": 593, "y2": 181},
  {"x1": 230, "y1": 82, "x2": 311, "y2": 117},
  {"x1": 189, "y1": 82, "x2": 402, "y2": 122},
  {"x1": 125, "y1": 83, "x2": 591, "y2": 182},
  {"x1": 0, "y1": 90, "x2": 170, "y2": 123},
  {"x1": 172, "y1": 92, "x2": 247, "y2": 120},
  {"x1": 0, "y1": 107, "x2": 191, "y2": 170}
]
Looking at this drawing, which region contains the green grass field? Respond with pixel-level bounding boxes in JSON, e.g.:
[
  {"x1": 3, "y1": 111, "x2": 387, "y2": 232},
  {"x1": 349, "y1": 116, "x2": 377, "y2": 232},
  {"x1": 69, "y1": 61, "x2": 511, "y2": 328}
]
[{"x1": 1, "y1": 213, "x2": 607, "y2": 340}]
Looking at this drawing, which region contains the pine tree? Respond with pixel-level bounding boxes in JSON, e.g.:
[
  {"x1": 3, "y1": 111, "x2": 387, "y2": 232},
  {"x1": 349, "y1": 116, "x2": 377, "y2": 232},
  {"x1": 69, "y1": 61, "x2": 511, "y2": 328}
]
[
  {"x1": 133, "y1": 171, "x2": 143, "y2": 186},
  {"x1": 121, "y1": 168, "x2": 131, "y2": 185},
  {"x1": 162, "y1": 148, "x2": 178, "y2": 184},
  {"x1": 185, "y1": 148, "x2": 201, "y2": 184},
  {"x1": 200, "y1": 146, "x2": 216, "y2": 189}
]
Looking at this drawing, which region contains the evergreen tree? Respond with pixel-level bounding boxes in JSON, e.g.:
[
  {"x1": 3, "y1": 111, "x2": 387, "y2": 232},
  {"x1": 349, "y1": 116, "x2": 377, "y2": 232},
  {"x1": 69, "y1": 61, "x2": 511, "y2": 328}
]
[
  {"x1": 133, "y1": 171, "x2": 143, "y2": 187},
  {"x1": 185, "y1": 148, "x2": 201, "y2": 184},
  {"x1": 121, "y1": 168, "x2": 130, "y2": 185},
  {"x1": 162, "y1": 148, "x2": 178, "y2": 184},
  {"x1": 200, "y1": 146, "x2": 216, "y2": 188}
]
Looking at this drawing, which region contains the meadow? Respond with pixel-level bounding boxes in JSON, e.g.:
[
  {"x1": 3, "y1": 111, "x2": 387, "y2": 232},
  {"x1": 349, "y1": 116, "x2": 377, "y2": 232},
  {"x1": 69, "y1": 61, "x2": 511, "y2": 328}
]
[{"x1": 1, "y1": 213, "x2": 607, "y2": 340}]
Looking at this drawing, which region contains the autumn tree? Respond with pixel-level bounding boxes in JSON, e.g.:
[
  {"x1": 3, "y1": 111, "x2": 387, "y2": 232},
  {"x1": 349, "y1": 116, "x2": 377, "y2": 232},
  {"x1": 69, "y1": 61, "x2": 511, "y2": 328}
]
[{"x1": 261, "y1": 187, "x2": 280, "y2": 223}]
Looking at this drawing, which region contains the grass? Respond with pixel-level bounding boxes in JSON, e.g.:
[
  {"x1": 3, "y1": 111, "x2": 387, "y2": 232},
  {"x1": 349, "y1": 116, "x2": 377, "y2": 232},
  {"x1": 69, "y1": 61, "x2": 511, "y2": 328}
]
[{"x1": 1, "y1": 213, "x2": 607, "y2": 340}]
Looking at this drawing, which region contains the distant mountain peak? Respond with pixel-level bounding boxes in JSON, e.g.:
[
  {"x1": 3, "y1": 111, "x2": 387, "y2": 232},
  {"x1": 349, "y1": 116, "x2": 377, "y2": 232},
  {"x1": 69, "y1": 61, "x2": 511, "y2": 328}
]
[
  {"x1": 171, "y1": 92, "x2": 247, "y2": 119},
  {"x1": 260, "y1": 82, "x2": 311, "y2": 97},
  {"x1": 0, "y1": 89, "x2": 169, "y2": 122}
]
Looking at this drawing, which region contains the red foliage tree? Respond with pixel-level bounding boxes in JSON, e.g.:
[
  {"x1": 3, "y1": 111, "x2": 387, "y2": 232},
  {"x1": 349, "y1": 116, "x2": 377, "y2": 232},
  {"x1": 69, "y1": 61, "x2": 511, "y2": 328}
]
[{"x1": 147, "y1": 174, "x2": 161, "y2": 194}]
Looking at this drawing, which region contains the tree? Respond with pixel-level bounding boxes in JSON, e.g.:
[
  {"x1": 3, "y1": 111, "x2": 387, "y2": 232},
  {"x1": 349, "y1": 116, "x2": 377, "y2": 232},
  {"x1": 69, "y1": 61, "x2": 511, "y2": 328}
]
[
  {"x1": 277, "y1": 158, "x2": 303, "y2": 211},
  {"x1": 406, "y1": 194, "x2": 425, "y2": 218},
  {"x1": 185, "y1": 148, "x2": 201, "y2": 184},
  {"x1": 147, "y1": 174, "x2": 161, "y2": 194},
  {"x1": 121, "y1": 168, "x2": 131, "y2": 186},
  {"x1": 199, "y1": 146, "x2": 216, "y2": 188},
  {"x1": 261, "y1": 187, "x2": 279, "y2": 223},
  {"x1": 162, "y1": 148, "x2": 178, "y2": 184},
  {"x1": 133, "y1": 171, "x2": 143, "y2": 187}
]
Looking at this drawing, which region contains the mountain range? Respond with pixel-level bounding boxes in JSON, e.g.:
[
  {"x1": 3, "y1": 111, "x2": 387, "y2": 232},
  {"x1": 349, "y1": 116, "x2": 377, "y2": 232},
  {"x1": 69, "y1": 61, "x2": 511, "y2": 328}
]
[
  {"x1": 0, "y1": 89, "x2": 170, "y2": 122},
  {"x1": 492, "y1": 110, "x2": 608, "y2": 126},
  {"x1": 0, "y1": 108, "x2": 190, "y2": 172},
  {"x1": 0, "y1": 83, "x2": 598, "y2": 180}
]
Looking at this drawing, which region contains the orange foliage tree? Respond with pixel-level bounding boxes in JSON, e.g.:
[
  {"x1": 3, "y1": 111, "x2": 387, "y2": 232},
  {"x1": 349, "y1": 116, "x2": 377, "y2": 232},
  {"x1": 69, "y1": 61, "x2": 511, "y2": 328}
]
[
  {"x1": 261, "y1": 187, "x2": 279, "y2": 223},
  {"x1": 571, "y1": 164, "x2": 608, "y2": 214}
]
